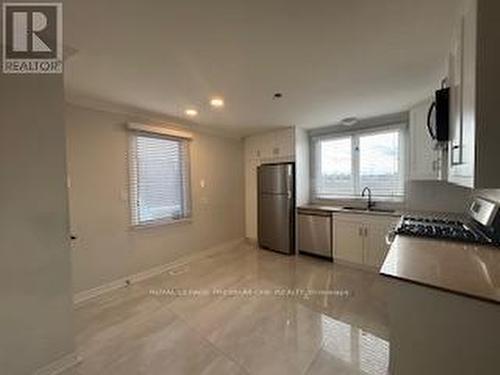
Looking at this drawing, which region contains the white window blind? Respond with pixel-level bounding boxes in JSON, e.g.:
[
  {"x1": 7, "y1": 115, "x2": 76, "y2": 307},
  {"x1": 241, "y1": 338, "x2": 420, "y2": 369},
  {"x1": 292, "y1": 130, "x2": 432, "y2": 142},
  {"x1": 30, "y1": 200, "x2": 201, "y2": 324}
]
[
  {"x1": 129, "y1": 132, "x2": 191, "y2": 226},
  {"x1": 313, "y1": 127, "x2": 405, "y2": 200},
  {"x1": 318, "y1": 136, "x2": 354, "y2": 197},
  {"x1": 359, "y1": 131, "x2": 404, "y2": 198}
]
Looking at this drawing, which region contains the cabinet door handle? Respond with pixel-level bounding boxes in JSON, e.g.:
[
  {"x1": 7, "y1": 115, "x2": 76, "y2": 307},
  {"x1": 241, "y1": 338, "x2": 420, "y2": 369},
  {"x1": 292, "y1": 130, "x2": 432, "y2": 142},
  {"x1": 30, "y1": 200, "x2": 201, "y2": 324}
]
[
  {"x1": 385, "y1": 230, "x2": 396, "y2": 246},
  {"x1": 364, "y1": 227, "x2": 368, "y2": 237},
  {"x1": 451, "y1": 144, "x2": 463, "y2": 166},
  {"x1": 358, "y1": 227, "x2": 363, "y2": 237}
]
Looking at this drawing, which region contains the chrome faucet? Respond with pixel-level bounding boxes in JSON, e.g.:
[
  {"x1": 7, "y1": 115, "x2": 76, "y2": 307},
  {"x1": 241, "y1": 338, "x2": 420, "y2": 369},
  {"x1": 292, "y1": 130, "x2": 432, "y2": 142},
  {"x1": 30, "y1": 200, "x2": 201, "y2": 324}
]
[{"x1": 361, "y1": 187, "x2": 374, "y2": 210}]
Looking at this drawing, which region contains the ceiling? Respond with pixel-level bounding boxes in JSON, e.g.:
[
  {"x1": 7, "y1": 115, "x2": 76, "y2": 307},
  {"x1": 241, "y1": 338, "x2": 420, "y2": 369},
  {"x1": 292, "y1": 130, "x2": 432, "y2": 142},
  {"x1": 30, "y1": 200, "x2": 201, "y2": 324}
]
[{"x1": 64, "y1": 0, "x2": 462, "y2": 136}]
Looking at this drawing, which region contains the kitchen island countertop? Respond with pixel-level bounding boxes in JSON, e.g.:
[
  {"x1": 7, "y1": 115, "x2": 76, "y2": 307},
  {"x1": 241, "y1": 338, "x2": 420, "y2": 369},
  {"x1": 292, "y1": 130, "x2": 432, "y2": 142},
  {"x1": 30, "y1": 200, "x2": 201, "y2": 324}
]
[{"x1": 380, "y1": 235, "x2": 500, "y2": 305}]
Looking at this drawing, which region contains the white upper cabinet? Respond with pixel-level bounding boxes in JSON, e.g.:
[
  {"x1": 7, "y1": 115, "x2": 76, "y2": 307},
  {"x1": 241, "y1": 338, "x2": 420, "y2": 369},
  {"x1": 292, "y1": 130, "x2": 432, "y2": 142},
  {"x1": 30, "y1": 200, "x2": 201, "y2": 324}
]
[
  {"x1": 409, "y1": 99, "x2": 442, "y2": 181},
  {"x1": 448, "y1": 1, "x2": 475, "y2": 187},
  {"x1": 447, "y1": 0, "x2": 500, "y2": 189},
  {"x1": 245, "y1": 128, "x2": 295, "y2": 164},
  {"x1": 273, "y1": 129, "x2": 295, "y2": 160}
]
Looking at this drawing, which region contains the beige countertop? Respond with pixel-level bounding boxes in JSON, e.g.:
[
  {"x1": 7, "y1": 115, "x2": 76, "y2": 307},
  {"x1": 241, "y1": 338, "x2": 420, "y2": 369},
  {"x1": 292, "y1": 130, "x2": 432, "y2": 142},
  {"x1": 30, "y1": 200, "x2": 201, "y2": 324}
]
[{"x1": 380, "y1": 235, "x2": 500, "y2": 305}]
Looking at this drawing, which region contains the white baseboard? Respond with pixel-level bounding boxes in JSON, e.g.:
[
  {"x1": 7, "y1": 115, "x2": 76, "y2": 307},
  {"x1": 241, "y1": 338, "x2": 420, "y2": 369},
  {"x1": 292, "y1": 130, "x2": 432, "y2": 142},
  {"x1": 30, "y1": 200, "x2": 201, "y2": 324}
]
[
  {"x1": 33, "y1": 352, "x2": 82, "y2": 375},
  {"x1": 73, "y1": 276, "x2": 127, "y2": 306},
  {"x1": 74, "y1": 238, "x2": 243, "y2": 306}
]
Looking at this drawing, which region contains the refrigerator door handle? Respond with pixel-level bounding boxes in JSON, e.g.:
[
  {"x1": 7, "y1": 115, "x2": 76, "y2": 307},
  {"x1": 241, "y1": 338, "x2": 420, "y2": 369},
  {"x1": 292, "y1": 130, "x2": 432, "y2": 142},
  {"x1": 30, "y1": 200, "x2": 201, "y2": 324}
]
[{"x1": 287, "y1": 166, "x2": 293, "y2": 193}]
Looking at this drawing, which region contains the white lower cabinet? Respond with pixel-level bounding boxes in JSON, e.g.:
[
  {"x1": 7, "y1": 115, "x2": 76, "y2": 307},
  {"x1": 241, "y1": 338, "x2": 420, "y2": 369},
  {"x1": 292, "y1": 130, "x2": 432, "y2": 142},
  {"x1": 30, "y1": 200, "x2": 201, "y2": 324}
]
[
  {"x1": 334, "y1": 216, "x2": 364, "y2": 264},
  {"x1": 333, "y1": 214, "x2": 399, "y2": 269},
  {"x1": 364, "y1": 219, "x2": 398, "y2": 267}
]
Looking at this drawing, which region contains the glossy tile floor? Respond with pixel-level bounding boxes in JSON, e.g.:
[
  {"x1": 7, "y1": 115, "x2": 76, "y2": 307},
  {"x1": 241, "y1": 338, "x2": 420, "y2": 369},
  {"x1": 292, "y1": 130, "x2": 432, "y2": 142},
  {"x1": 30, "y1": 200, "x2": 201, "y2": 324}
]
[{"x1": 67, "y1": 243, "x2": 391, "y2": 375}]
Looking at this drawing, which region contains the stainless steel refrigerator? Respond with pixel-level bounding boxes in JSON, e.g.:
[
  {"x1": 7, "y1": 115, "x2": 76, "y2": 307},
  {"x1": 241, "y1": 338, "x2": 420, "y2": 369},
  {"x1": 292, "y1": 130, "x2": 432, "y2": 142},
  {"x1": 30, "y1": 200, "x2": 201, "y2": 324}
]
[{"x1": 257, "y1": 163, "x2": 295, "y2": 255}]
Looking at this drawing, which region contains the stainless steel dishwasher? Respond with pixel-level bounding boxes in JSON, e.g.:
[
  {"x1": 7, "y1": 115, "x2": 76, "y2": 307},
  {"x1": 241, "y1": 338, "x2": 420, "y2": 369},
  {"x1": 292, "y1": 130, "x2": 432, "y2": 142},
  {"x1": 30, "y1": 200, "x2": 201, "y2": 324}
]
[{"x1": 297, "y1": 208, "x2": 332, "y2": 259}]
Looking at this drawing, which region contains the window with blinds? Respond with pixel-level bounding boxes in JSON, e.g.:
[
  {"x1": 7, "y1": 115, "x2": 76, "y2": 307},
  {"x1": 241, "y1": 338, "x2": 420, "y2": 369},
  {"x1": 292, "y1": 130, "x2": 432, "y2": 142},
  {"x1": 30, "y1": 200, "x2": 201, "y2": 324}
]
[
  {"x1": 317, "y1": 136, "x2": 355, "y2": 197},
  {"x1": 129, "y1": 132, "x2": 191, "y2": 226},
  {"x1": 313, "y1": 127, "x2": 405, "y2": 200}
]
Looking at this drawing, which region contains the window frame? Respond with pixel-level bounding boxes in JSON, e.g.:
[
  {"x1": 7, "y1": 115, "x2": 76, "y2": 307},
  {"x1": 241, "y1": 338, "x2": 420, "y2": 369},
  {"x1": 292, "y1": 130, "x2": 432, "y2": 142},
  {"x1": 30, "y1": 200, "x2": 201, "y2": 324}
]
[
  {"x1": 311, "y1": 124, "x2": 407, "y2": 203},
  {"x1": 128, "y1": 130, "x2": 192, "y2": 229}
]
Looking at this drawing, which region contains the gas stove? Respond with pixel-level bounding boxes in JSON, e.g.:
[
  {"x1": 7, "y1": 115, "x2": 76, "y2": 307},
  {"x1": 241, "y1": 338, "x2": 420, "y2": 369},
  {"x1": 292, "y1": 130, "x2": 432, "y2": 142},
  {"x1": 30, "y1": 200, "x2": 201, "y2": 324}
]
[
  {"x1": 396, "y1": 216, "x2": 487, "y2": 244},
  {"x1": 395, "y1": 198, "x2": 500, "y2": 246}
]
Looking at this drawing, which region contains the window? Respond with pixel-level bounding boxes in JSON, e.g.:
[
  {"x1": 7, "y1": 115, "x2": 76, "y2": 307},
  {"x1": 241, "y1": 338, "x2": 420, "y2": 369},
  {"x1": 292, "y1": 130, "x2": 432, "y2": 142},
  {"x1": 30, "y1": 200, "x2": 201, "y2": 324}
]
[
  {"x1": 313, "y1": 127, "x2": 405, "y2": 200},
  {"x1": 318, "y1": 137, "x2": 354, "y2": 197},
  {"x1": 129, "y1": 132, "x2": 191, "y2": 226}
]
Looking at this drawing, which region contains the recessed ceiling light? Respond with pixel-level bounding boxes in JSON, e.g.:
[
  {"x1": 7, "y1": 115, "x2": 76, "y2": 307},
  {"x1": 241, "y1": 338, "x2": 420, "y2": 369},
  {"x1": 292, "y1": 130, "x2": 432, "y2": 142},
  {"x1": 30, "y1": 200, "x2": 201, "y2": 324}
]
[
  {"x1": 185, "y1": 108, "x2": 198, "y2": 117},
  {"x1": 210, "y1": 97, "x2": 224, "y2": 108}
]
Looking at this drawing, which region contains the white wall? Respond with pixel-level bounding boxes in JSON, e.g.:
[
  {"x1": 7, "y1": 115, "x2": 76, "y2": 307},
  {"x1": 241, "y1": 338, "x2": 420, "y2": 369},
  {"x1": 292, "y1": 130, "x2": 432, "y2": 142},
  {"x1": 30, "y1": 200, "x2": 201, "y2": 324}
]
[
  {"x1": 66, "y1": 104, "x2": 245, "y2": 293},
  {"x1": 295, "y1": 127, "x2": 310, "y2": 206},
  {"x1": 405, "y1": 184, "x2": 500, "y2": 213},
  {"x1": 405, "y1": 181, "x2": 471, "y2": 213},
  {"x1": 0, "y1": 75, "x2": 75, "y2": 374}
]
